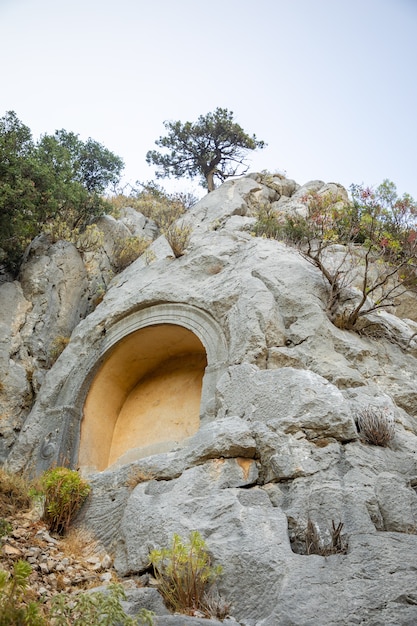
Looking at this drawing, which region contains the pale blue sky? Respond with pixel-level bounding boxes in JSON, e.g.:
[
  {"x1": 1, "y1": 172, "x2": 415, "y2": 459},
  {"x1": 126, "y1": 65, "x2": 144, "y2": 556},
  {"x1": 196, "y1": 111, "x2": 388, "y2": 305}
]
[{"x1": 1, "y1": 0, "x2": 416, "y2": 198}]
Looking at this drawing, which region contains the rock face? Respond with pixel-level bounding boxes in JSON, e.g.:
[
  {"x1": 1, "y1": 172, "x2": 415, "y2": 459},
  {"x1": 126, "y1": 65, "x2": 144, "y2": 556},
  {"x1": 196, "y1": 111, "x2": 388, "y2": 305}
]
[
  {"x1": 3, "y1": 173, "x2": 417, "y2": 624},
  {"x1": 0, "y1": 209, "x2": 158, "y2": 461}
]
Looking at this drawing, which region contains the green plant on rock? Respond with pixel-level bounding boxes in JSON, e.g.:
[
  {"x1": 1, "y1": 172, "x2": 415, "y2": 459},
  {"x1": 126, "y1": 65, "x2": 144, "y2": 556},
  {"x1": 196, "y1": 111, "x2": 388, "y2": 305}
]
[
  {"x1": 251, "y1": 202, "x2": 284, "y2": 239},
  {"x1": 37, "y1": 467, "x2": 90, "y2": 535},
  {"x1": 149, "y1": 530, "x2": 224, "y2": 617},
  {"x1": 0, "y1": 518, "x2": 12, "y2": 540},
  {"x1": 0, "y1": 560, "x2": 46, "y2": 626},
  {"x1": 253, "y1": 180, "x2": 417, "y2": 331},
  {"x1": 49, "y1": 583, "x2": 154, "y2": 626}
]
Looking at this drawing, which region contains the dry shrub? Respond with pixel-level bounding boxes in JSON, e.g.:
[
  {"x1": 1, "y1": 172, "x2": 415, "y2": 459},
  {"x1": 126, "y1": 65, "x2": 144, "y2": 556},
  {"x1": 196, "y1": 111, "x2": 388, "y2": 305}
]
[
  {"x1": 113, "y1": 235, "x2": 151, "y2": 271},
  {"x1": 107, "y1": 185, "x2": 195, "y2": 231},
  {"x1": 60, "y1": 526, "x2": 100, "y2": 561},
  {"x1": 206, "y1": 264, "x2": 224, "y2": 275},
  {"x1": 126, "y1": 468, "x2": 155, "y2": 490},
  {"x1": 164, "y1": 222, "x2": 191, "y2": 257},
  {"x1": 356, "y1": 405, "x2": 395, "y2": 447},
  {"x1": 305, "y1": 519, "x2": 348, "y2": 556},
  {"x1": 49, "y1": 335, "x2": 70, "y2": 365},
  {"x1": 75, "y1": 223, "x2": 104, "y2": 253},
  {"x1": 0, "y1": 468, "x2": 32, "y2": 517},
  {"x1": 202, "y1": 588, "x2": 232, "y2": 621}
]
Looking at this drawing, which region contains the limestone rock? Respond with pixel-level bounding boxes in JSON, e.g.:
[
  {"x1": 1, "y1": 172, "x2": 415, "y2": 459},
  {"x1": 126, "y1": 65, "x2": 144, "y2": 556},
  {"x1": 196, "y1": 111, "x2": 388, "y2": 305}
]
[
  {"x1": 19, "y1": 237, "x2": 89, "y2": 367},
  {"x1": 3, "y1": 174, "x2": 417, "y2": 624}
]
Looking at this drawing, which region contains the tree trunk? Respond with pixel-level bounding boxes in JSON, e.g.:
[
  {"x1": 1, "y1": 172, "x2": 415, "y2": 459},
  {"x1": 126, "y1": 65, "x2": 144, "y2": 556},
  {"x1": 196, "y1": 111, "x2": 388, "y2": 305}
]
[{"x1": 206, "y1": 170, "x2": 215, "y2": 192}]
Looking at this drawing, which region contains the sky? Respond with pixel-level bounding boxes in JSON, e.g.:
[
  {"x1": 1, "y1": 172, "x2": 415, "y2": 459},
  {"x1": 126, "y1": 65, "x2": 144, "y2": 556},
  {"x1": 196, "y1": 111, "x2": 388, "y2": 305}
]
[{"x1": 1, "y1": 0, "x2": 416, "y2": 199}]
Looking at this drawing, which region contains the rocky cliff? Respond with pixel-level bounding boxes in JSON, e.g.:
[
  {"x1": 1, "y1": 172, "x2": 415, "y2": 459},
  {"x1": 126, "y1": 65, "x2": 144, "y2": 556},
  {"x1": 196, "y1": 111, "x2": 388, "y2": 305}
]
[{"x1": 1, "y1": 174, "x2": 417, "y2": 625}]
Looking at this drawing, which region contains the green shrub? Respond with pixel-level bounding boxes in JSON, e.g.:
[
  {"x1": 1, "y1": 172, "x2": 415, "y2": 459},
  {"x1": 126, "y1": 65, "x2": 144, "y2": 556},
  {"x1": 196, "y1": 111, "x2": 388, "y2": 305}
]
[
  {"x1": 37, "y1": 467, "x2": 90, "y2": 535},
  {"x1": 0, "y1": 569, "x2": 154, "y2": 626},
  {"x1": 49, "y1": 583, "x2": 154, "y2": 625},
  {"x1": 356, "y1": 405, "x2": 395, "y2": 446},
  {"x1": 149, "y1": 530, "x2": 224, "y2": 617},
  {"x1": 251, "y1": 202, "x2": 284, "y2": 239},
  {"x1": 0, "y1": 560, "x2": 46, "y2": 626},
  {"x1": 0, "y1": 518, "x2": 12, "y2": 540}
]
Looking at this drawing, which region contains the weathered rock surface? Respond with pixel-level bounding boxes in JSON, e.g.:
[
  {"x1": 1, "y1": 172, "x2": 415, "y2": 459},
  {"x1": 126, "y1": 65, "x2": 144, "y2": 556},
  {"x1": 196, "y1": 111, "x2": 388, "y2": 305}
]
[
  {"x1": 0, "y1": 210, "x2": 159, "y2": 462},
  {"x1": 2, "y1": 174, "x2": 417, "y2": 624}
]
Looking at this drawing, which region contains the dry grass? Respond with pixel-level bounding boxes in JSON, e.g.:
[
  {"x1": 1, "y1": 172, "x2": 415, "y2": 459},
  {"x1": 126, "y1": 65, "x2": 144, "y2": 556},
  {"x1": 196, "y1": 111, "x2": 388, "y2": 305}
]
[
  {"x1": 163, "y1": 222, "x2": 192, "y2": 257},
  {"x1": 126, "y1": 467, "x2": 155, "y2": 490},
  {"x1": 60, "y1": 526, "x2": 101, "y2": 560},
  {"x1": 206, "y1": 263, "x2": 224, "y2": 275},
  {"x1": 49, "y1": 335, "x2": 70, "y2": 365},
  {"x1": 356, "y1": 405, "x2": 395, "y2": 447},
  {"x1": 305, "y1": 519, "x2": 348, "y2": 556},
  {"x1": 0, "y1": 467, "x2": 32, "y2": 517},
  {"x1": 112, "y1": 235, "x2": 151, "y2": 271}
]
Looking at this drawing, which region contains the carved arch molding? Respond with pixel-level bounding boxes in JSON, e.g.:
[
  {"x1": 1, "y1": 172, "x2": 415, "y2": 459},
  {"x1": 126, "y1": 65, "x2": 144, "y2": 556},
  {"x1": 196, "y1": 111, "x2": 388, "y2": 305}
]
[{"x1": 38, "y1": 304, "x2": 228, "y2": 474}]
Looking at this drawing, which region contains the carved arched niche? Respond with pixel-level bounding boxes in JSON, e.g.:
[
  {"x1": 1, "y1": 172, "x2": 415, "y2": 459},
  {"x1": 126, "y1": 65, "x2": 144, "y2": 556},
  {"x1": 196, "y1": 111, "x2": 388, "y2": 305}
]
[{"x1": 77, "y1": 304, "x2": 228, "y2": 472}]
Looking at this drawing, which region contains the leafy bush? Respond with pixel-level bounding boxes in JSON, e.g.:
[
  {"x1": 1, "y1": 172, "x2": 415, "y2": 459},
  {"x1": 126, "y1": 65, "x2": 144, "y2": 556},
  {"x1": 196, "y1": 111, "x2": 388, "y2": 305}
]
[
  {"x1": 0, "y1": 568, "x2": 154, "y2": 626},
  {"x1": 149, "y1": 530, "x2": 224, "y2": 617},
  {"x1": 37, "y1": 467, "x2": 90, "y2": 535},
  {"x1": 49, "y1": 583, "x2": 154, "y2": 626},
  {"x1": 0, "y1": 111, "x2": 123, "y2": 274},
  {"x1": 0, "y1": 560, "x2": 45, "y2": 626},
  {"x1": 251, "y1": 202, "x2": 283, "y2": 239},
  {"x1": 356, "y1": 405, "x2": 395, "y2": 446},
  {"x1": 253, "y1": 181, "x2": 417, "y2": 331}
]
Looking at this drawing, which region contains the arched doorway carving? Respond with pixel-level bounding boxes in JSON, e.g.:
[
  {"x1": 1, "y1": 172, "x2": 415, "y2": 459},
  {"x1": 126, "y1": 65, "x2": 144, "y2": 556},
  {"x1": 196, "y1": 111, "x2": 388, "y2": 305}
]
[{"x1": 75, "y1": 304, "x2": 228, "y2": 472}]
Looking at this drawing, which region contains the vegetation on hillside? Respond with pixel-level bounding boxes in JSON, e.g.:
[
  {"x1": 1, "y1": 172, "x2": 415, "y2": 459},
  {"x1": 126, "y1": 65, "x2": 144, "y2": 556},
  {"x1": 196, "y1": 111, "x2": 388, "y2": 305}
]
[
  {"x1": 146, "y1": 107, "x2": 265, "y2": 191},
  {"x1": 253, "y1": 179, "x2": 417, "y2": 331},
  {"x1": 0, "y1": 111, "x2": 124, "y2": 273},
  {"x1": 0, "y1": 468, "x2": 155, "y2": 625},
  {"x1": 107, "y1": 181, "x2": 196, "y2": 229},
  {"x1": 149, "y1": 530, "x2": 229, "y2": 619}
]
